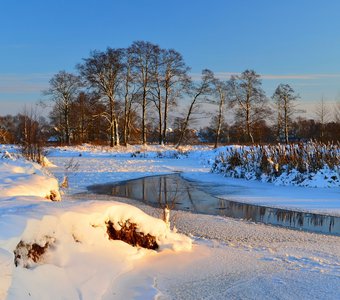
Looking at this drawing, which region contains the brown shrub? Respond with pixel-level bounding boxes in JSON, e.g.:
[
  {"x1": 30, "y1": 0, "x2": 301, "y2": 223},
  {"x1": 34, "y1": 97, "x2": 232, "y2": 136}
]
[
  {"x1": 106, "y1": 220, "x2": 158, "y2": 250},
  {"x1": 14, "y1": 238, "x2": 54, "y2": 268}
]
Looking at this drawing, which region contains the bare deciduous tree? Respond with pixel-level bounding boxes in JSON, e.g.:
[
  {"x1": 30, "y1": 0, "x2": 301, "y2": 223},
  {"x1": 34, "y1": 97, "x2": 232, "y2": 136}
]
[
  {"x1": 18, "y1": 106, "x2": 48, "y2": 164},
  {"x1": 78, "y1": 48, "x2": 124, "y2": 147},
  {"x1": 129, "y1": 41, "x2": 160, "y2": 145},
  {"x1": 44, "y1": 71, "x2": 82, "y2": 145},
  {"x1": 272, "y1": 83, "x2": 301, "y2": 143},
  {"x1": 207, "y1": 71, "x2": 229, "y2": 148},
  {"x1": 150, "y1": 48, "x2": 190, "y2": 145},
  {"x1": 229, "y1": 70, "x2": 270, "y2": 143},
  {"x1": 121, "y1": 48, "x2": 139, "y2": 146},
  {"x1": 175, "y1": 69, "x2": 213, "y2": 148},
  {"x1": 314, "y1": 97, "x2": 330, "y2": 142}
]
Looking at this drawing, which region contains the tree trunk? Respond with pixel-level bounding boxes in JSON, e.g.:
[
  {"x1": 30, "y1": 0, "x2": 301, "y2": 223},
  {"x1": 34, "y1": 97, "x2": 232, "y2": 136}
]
[
  {"x1": 80, "y1": 97, "x2": 85, "y2": 143},
  {"x1": 142, "y1": 92, "x2": 147, "y2": 145},
  {"x1": 123, "y1": 63, "x2": 131, "y2": 146},
  {"x1": 65, "y1": 102, "x2": 70, "y2": 145},
  {"x1": 158, "y1": 101, "x2": 163, "y2": 145},
  {"x1": 109, "y1": 98, "x2": 114, "y2": 147},
  {"x1": 162, "y1": 86, "x2": 169, "y2": 144},
  {"x1": 142, "y1": 65, "x2": 148, "y2": 145},
  {"x1": 176, "y1": 94, "x2": 199, "y2": 148},
  {"x1": 214, "y1": 92, "x2": 224, "y2": 149},
  {"x1": 123, "y1": 103, "x2": 128, "y2": 146},
  {"x1": 277, "y1": 111, "x2": 281, "y2": 142},
  {"x1": 246, "y1": 104, "x2": 254, "y2": 144},
  {"x1": 284, "y1": 96, "x2": 289, "y2": 144},
  {"x1": 114, "y1": 117, "x2": 119, "y2": 146},
  {"x1": 123, "y1": 92, "x2": 134, "y2": 145}
]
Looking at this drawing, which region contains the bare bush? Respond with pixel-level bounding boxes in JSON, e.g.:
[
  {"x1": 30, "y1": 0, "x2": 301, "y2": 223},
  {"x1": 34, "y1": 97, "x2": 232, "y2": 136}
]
[
  {"x1": 18, "y1": 108, "x2": 48, "y2": 164},
  {"x1": 212, "y1": 142, "x2": 340, "y2": 186},
  {"x1": 14, "y1": 237, "x2": 55, "y2": 268},
  {"x1": 106, "y1": 220, "x2": 158, "y2": 250}
]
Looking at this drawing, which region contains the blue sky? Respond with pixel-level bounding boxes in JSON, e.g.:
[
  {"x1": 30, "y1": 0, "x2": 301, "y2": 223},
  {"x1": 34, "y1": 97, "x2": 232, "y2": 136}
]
[{"x1": 1, "y1": 0, "x2": 340, "y2": 115}]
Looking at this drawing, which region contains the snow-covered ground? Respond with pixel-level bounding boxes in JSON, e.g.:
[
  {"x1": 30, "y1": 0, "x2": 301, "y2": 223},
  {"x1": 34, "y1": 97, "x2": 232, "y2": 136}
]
[
  {"x1": 1, "y1": 144, "x2": 340, "y2": 299},
  {"x1": 48, "y1": 144, "x2": 340, "y2": 216}
]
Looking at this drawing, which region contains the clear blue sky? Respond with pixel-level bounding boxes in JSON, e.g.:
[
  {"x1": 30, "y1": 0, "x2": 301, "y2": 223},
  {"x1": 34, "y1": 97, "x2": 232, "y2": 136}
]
[{"x1": 1, "y1": 0, "x2": 340, "y2": 115}]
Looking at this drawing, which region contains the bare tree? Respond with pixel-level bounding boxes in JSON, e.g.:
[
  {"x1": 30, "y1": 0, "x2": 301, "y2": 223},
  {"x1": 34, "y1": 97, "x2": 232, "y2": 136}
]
[
  {"x1": 175, "y1": 69, "x2": 213, "y2": 148},
  {"x1": 272, "y1": 84, "x2": 301, "y2": 143},
  {"x1": 73, "y1": 92, "x2": 91, "y2": 144},
  {"x1": 44, "y1": 71, "x2": 82, "y2": 145},
  {"x1": 78, "y1": 48, "x2": 124, "y2": 147},
  {"x1": 207, "y1": 71, "x2": 229, "y2": 148},
  {"x1": 129, "y1": 41, "x2": 160, "y2": 144},
  {"x1": 229, "y1": 70, "x2": 270, "y2": 143},
  {"x1": 67, "y1": 92, "x2": 102, "y2": 144},
  {"x1": 121, "y1": 48, "x2": 139, "y2": 146},
  {"x1": 314, "y1": 97, "x2": 330, "y2": 141},
  {"x1": 150, "y1": 48, "x2": 190, "y2": 145},
  {"x1": 18, "y1": 106, "x2": 48, "y2": 164},
  {"x1": 149, "y1": 48, "x2": 165, "y2": 145}
]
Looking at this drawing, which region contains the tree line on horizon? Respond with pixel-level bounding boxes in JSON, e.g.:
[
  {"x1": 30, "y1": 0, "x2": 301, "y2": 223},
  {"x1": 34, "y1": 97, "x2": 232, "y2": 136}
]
[{"x1": 1, "y1": 41, "x2": 340, "y2": 148}]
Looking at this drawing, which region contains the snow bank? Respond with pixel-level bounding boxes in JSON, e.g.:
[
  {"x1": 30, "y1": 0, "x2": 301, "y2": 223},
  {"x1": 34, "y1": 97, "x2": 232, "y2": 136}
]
[
  {"x1": 0, "y1": 154, "x2": 60, "y2": 201},
  {"x1": 1, "y1": 143, "x2": 339, "y2": 299},
  {"x1": 0, "y1": 147, "x2": 192, "y2": 299},
  {"x1": 0, "y1": 202, "x2": 191, "y2": 299},
  {"x1": 96, "y1": 203, "x2": 192, "y2": 251}
]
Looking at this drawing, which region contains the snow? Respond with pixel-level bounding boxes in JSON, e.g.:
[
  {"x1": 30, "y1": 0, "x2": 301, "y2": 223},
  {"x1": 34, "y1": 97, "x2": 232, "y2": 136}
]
[
  {"x1": 0, "y1": 153, "x2": 61, "y2": 201},
  {"x1": 0, "y1": 144, "x2": 340, "y2": 299},
  {"x1": 1, "y1": 201, "x2": 191, "y2": 299},
  {"x1": 0, "y1": 147, "x2": 191, "y2": 299},
  {"x1": 183, "y1": 172, "x2": 340, "y2": 216},
  {"x1": 47, "y1": 144, "x2": 340, "y2": 215}
]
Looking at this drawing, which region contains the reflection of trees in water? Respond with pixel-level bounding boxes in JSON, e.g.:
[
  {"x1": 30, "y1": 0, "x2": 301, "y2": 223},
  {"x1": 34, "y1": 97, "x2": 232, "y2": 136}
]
[
  {"x1": 184, "y1": 185, "x2": 197, "y2": 211},
  {"x1": 329, "y1": 217, "x2": 335, "y2": 232},
  {"x1": 224, "y1": 201, "x2": 265, "y2": 220},
  {"x1": 218, "y1": 199, "x2": 226, "y2": 210},
  {"x1": 94, "y1": 175, "x2": 339, "y2": 235},
  {"x1": 310, "y1": 214, "x2": 324, "y2": 227},
  {"x1": 225, "y1": 200, "x2": 337, "y2": 234},
  {"x1": 276, "y1": 210, "x2": 304, "y2": 227},
  {"x1": 259, "y1": 206, "x2": 266, "y2": 219},
  {"x1": 155, "y1": 176, "x2": 180, "y2": 210}
]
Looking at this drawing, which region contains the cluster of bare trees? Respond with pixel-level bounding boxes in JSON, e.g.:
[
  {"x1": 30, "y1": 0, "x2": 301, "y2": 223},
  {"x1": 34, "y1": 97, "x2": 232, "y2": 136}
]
[
  {"x1": 1, "y1": 41, "x2": 340, "y2": 149},
  {"x1": 45, "y1": 41, "x2": 340, "y2": 146},
  {"x1": 0, "y1": 108, "x2": 49, "y2": 162},
  {"x1": 46, "y1": 41, "x2": 193, "y2": 147},
  {"x1": 44, "y1": 42, "x2": 277, "y2": 147}
]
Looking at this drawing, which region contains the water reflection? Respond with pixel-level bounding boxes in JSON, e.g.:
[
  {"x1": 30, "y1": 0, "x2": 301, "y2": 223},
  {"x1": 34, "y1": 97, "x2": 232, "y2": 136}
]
[{"x1": 88, "y1": 174, "x2": 340, "y2": 236}]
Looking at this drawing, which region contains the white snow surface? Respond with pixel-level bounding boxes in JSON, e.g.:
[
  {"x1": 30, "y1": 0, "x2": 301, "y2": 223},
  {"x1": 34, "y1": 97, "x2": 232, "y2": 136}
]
[
  {"x1": 47, "y1": 144, "x2": 340, "y2": 215},
  {"x1": 0, "y1": 152, "x2": 61, "y2": 201},
  {"x1": 0, "y1": 144, "x2": 339, "y2": 299}
]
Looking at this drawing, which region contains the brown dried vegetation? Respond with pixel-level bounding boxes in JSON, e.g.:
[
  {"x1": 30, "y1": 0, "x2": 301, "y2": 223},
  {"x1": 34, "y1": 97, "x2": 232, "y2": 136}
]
[
  {"x1": 14, "y1": 238, "x2": 54, "y2": 268},
  {"x1": 106, "y1": 220, "x2": 158, "y2": 250}
]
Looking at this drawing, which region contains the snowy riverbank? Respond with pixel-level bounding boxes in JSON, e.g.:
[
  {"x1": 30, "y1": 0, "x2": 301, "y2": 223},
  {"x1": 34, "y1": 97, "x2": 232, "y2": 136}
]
[
  {"x1": 1, "y1": 144, "x2": 340, "y2": 299},
  {"x1": 47, "y1": 144, "x2": 340, "y2": 216}
]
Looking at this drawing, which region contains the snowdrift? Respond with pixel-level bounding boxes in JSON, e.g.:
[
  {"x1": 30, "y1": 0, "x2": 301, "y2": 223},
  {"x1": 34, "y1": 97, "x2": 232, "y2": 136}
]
[
  {"x1": 0, "y1": 202, "x2": 192, "y2": 299},
  {"x1": 0, "y1": 152, "x2": 61, "y2": 201}
]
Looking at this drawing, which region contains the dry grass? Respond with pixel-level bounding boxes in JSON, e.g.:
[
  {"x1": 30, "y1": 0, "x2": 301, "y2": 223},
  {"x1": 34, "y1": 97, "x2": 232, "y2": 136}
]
[
  {"x1": 212, "y1": 141, "x2": 340, "y2": 181},
  {"x1": 106, "y1": 220, "x2": 158, "y2": 250}
]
